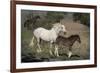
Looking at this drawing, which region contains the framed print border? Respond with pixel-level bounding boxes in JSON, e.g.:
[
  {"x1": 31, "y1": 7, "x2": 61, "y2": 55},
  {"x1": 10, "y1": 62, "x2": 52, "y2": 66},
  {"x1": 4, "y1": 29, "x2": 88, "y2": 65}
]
[{"x1": 10, "y1": 0, "x2": 97, "y2": 73}]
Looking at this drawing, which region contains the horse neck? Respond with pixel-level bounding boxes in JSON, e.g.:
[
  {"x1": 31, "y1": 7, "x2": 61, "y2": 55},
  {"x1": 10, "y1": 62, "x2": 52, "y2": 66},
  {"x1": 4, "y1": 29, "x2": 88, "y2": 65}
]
[
  {"x1": 51, "y1": 28, "x2": 59, "y2": 35},
  {"x1": 69, "y1": 37, "x2": 77, "y2": 45},
  {"x1": 51, "y1": 28, "x2": 60, "y2": 36}
]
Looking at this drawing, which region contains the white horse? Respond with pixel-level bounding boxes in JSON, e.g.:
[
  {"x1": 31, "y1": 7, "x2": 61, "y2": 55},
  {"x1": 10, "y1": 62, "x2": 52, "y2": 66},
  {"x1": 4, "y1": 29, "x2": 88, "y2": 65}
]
[{"x1": 29, "y1": 23, "x2": 66, "y2": 55}]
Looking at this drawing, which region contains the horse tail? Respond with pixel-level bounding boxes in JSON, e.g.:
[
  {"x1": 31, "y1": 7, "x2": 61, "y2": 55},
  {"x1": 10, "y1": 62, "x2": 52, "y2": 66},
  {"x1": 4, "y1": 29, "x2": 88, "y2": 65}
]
[{"x1": 29, "y1": 36, "x2": 34, "y2": 47}]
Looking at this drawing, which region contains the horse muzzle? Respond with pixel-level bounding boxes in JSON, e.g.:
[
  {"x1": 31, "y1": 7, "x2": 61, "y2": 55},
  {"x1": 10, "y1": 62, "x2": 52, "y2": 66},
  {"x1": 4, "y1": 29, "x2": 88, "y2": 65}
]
[{"x1": 63, "y1": 31, "x2": 67, "y2": 35}]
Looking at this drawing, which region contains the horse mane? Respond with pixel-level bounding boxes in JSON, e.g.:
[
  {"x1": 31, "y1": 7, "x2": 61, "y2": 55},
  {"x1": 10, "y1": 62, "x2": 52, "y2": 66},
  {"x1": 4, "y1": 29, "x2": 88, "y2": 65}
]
[
  {"x1": 58, "y1": 34, "x2": 79, "y2": 39},
  {"x1": 68, "y1": 34, "x2": 79, "y2": 39},
  {"x1": 56, "y1": 34, "x2": 80, "y2": 43},
  {"x1": 69, "y1": 34, "x2": 79, "y2": 38}
]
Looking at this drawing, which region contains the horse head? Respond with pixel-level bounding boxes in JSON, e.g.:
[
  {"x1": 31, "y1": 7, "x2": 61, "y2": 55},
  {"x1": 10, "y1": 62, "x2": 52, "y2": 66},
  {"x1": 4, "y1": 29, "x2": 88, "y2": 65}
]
[
  {"x1": 69, "y1": 35, "x2": 81, "y2": 44},
  {"x1": 60, "y1": 25, "x2": 67, "y2": 35},
  {"x1": 76, "y1": 35, "x2": 81, "y2": 43},
  {"x1": 52, "y1": 23, "x2": 67, "y2": 35}
]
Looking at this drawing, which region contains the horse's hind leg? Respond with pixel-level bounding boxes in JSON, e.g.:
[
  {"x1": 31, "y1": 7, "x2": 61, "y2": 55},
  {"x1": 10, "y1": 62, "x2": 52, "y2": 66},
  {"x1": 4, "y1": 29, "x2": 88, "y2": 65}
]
[
  {"x1": 50, "y1": 41, "x2": 53, "y2": 49},
  {"x1": 37, "y1": 38, "x2": 42, "y2": 53},
  {"x1": 49, "y1": 41, "x2": 53, "y2": 56}
]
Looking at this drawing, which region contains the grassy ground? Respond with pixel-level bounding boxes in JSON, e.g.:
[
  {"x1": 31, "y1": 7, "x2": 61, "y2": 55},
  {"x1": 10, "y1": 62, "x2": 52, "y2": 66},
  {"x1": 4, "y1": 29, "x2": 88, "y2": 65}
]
[
  {"x1": 21, "y1": 19, "x2": 90, "y2": 63},
  {"x1": 21, "y1": 10, "x2": 90, "y2": 63}
]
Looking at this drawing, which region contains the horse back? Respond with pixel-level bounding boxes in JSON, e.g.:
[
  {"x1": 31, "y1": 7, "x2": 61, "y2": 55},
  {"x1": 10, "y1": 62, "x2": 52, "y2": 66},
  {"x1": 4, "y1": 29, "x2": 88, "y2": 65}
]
[{"x1": 56, "y1": 36, "x2": 68, "y2": 45}]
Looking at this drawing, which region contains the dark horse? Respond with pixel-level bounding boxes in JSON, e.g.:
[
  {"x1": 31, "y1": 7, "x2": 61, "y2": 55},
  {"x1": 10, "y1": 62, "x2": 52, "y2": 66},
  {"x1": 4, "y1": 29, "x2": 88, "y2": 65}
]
[
  {"x1": 54, "y1": 34, "x2": 81, "y2": 57},
  {"x1": 24, "y1": 15, "x2": 40, "y2": 30}
]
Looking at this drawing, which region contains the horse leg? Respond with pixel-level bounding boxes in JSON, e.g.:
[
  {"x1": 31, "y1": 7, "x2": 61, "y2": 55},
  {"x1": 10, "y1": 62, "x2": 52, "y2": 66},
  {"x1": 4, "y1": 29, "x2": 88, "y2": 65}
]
[
  {"x1": 54, "y1": 45, "x2": 59, "y2": 57},
  {"x1": 68, "y1": 47, "x2": 72, "y2": 58},
  {"x1": 29, "y1": 36, "x2": 34, "y2": 47},
  {"x1": 50, "y1": 41, "x2": 53, "y2": 48},
  {"x1": 37, "y1": 38, "x2": 42, "y2": 53},
  {"x1": 49, "y1": 41, "x2": 53, "y2": 55}
]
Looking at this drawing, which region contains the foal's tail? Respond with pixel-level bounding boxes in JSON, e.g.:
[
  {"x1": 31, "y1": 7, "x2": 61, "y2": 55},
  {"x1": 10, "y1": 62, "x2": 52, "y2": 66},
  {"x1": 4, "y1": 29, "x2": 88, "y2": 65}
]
[{"x1": 29, "y1": 36, "x2": 34, "y2": 47}]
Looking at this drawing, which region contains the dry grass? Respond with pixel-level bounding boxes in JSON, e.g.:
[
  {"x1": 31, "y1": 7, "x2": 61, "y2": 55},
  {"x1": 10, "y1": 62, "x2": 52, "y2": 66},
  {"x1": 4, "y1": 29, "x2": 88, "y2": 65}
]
[{"x1": 60, "y1": 18, "x2": 90, "y2": 59}]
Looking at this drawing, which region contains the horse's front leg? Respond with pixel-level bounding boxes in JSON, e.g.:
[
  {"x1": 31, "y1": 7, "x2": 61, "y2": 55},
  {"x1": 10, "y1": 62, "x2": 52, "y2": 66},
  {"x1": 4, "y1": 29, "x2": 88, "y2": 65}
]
[
  {"x1": 68, "y1": 47, "x2": 72, "y2": 58},
  {"x1": 54, "y1": 45, "x2": 59, "y2": 57}
]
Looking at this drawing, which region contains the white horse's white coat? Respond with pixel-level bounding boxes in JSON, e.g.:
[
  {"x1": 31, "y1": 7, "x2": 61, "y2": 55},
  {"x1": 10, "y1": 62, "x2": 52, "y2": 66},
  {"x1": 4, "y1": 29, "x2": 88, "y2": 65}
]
[
  {"x1": 29, "y1": 23, "x2": 66, "y2": 55},
  {"x1": 34, "y1": 27, "x2": 57, "y2": 42}
]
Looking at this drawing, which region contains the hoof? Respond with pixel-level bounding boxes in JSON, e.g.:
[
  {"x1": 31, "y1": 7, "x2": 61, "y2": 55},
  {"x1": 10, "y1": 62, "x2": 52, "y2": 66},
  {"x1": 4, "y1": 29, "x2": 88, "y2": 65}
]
[
  {"x1": 56, "y1": 54, "x2": 59, "y2": 57},
  {"x1": 37, "y1": 49, "x2": 42, "y2": 53},
  {"x1": 68, "y1": 51, "x2": 72, "y2": 58},
  {"x1": 54, "y1": 53, "x2": 59, "y2": 57},
  {"x1": 49, "y1": 50, "x2": 53, "y2": 56}
]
